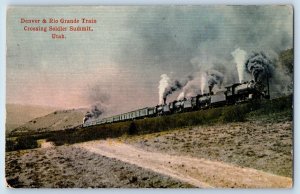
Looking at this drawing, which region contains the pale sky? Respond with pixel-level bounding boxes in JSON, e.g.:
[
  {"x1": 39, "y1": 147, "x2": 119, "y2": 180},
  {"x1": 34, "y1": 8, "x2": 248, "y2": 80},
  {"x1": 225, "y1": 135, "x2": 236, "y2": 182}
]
[{"x1": 6, "y1": 6, "x2": 293, "y2": 115}]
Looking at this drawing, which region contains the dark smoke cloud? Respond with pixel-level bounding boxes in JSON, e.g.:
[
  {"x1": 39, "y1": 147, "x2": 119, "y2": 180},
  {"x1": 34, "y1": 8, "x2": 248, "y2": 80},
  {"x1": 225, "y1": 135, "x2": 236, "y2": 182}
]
[
  {"x1": 109, "y1": 6, "x2": 292, "y2": 106},
  {"x1": 207, "y1": 70, "x2": 224, "y2": 92},
  {"x1": 119, "y1": 6, "x2": 292, "y2": 74},
  {"x1": 83, "y1": 6, "x2": 292, "y2": 113},
  {"x1": 91, "y1": 105, "x2": 102, "y2": 118},
  {"x1": 244, "y1": 51, "x2": 292, "y2": 97},
  {"x1": 167, "y1": 76, "x2": 193, "y2": 94},
  {"x1": 87, "y1": 84, "x2": 110, "y2": 104},
  {"x1": 7, "y1": 6, "x2": 293, "y2": 109},
  {"x1": 85, "y1": 84, "x2": 111, "y2": 121},
  {"x1": 84, "y1": 105, "x2": 103, "y2": 122},
  {"x1": 83, "y1": 6, "x2": 292, "y2": 110},
  {"x1": 245, "y1": 52, "x2": 274, "y2": 82},
  {"x1": 164, "y1": 76, "x2": 193, "y2": 102}
]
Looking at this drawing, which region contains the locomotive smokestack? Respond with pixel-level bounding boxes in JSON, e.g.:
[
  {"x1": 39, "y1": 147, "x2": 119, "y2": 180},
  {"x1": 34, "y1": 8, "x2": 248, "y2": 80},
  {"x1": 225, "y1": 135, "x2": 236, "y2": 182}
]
[{"x1": 163, "y1": 97, "x2": 167, "y2": 105}]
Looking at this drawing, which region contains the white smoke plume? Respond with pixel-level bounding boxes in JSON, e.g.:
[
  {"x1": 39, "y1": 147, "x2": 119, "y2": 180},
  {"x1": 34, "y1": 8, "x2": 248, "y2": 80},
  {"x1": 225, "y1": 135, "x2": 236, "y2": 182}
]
[
  {"x1": 158, "y1": 74, "x2": 193, "y2": 104},
  {"x1": 177, "y1": 91, "x2": 185, "y2": 101},
  {"x1": 177, "y1": 74, "x2": 204, "y2": 100},
  {"x1": 190, "y1": 55, "x2": 227, "y2": 94},
  {"x1": 231, "y1": 48, "x2": 247, "y2": 83},
  {"x1": 158, "y1": 74, "x2": 171, "y2": 104},
  {"x1": 176, "y1": 68, "x2": 224, "y2": 101}
]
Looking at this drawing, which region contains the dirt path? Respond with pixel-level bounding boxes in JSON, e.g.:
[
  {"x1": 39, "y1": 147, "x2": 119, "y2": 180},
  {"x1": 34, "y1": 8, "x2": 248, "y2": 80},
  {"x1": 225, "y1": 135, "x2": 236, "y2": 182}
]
[
  {"x1": 77, "y1": 140, "x2": 292, "y2": 188},
  {"x1": 129, "y1": 121, "x2": 293, "y2": 177},
  {"x1": 6, "y1": 145, "x2": 192, "y2": 188}
]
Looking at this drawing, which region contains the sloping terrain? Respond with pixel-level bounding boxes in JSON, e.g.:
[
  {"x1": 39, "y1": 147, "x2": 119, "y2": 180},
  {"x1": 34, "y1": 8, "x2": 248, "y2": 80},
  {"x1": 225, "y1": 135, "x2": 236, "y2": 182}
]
[
  {"x1": 9, "y1": 108, "x2": 87, "y2": 136},
  {"x1": 6, "y1": 104, "x2": 59, "y2": 133}
]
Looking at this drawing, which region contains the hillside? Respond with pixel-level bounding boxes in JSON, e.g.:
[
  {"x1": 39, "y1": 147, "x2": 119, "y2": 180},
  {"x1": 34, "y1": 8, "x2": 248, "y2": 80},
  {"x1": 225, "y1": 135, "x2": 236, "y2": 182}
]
[
  {"x1": 9, "y1": 108, "x2": 87, "y2": 136},
  {"x1": 6, "y1": 104, "x2": 60, "y2": 133}
]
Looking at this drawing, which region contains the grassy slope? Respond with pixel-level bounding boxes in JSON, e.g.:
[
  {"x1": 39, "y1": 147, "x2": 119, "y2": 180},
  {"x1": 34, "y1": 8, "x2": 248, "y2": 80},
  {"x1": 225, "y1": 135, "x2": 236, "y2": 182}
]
[
  {"x1": 6, "y1": 104, "x2": 60, "y2": 133},
  {"x1": 9, "y1": 108, "x2": 87, "y2": 136}
]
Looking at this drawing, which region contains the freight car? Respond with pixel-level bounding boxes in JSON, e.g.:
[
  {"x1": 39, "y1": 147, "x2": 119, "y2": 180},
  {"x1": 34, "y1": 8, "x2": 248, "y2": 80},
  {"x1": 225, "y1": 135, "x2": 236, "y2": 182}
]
[{"x1": 83, "y1": 79, "x2": 269, "y2": 128}]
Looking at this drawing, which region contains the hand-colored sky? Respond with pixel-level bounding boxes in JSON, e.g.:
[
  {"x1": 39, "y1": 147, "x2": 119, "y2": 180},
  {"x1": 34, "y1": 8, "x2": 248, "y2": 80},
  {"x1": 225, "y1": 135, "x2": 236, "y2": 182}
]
[{"x1": 6, "y1": 6, "x2": 293, "y2": 115}]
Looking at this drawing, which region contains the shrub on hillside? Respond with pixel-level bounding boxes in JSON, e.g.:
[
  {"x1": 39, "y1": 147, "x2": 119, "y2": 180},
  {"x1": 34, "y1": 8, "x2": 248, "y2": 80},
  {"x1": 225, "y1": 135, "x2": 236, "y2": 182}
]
[
  {"x1": 128, "y1": 122, "x2": 138, "y2": 135},
  {"x1": 221, "y1": 105, "x2": 247, "y2": 122},
  {"x1": 6, "y1": 136, "x2": 39, "y2": 152}
]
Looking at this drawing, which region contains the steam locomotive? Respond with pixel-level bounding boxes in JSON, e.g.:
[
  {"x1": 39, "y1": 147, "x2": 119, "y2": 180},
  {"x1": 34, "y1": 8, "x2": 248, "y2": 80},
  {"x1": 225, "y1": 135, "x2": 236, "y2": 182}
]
[{"x1": 82, "y1": 79, "x2": 270, "y2": 128}]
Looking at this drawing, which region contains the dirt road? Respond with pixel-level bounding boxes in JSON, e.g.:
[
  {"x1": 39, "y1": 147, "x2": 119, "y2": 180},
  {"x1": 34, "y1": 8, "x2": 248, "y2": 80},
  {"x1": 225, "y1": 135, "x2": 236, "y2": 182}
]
[
  {"x1": 129, "y1": 120, "x2": 293, "y2": 177},
  {"x1": 78, "y1": 140, "x2": 292, "y2": 188},
  {"x1": 6, "y1": 145, "x2": 192, "y2": 188}
]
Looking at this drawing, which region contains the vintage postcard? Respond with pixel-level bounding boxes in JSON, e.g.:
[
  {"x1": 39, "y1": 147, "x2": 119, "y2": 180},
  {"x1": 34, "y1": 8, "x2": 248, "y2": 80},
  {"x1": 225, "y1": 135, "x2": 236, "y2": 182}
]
[{"x1": 5, "y1": 5, "x2": 293, "y2": 188}]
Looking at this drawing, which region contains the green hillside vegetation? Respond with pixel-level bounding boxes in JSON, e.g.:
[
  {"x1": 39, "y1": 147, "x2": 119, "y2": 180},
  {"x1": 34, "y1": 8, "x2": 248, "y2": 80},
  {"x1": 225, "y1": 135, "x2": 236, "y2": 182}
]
[{"x1": 279, "y1": 48, "x2": 293, "y2": 74}]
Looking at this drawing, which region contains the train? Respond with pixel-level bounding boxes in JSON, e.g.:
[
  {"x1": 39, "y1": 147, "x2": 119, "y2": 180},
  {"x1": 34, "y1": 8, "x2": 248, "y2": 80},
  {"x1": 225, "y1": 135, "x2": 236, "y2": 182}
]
[{"x1": 82, "y1": 79, "x2": 270, "y2": 128}]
